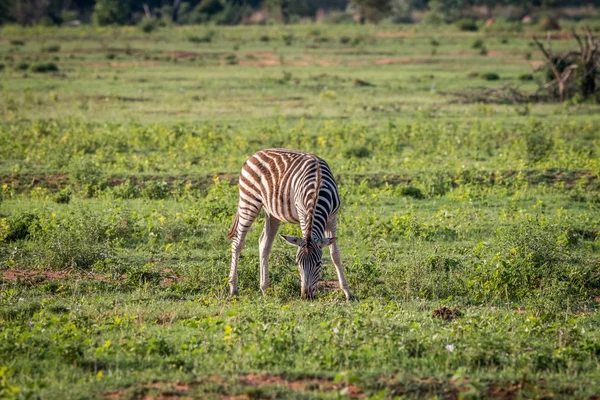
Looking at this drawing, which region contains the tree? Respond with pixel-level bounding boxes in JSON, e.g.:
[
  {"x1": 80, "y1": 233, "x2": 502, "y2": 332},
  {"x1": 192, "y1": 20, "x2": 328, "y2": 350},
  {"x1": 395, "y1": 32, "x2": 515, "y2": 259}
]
[
  {"x1": 92, "y1": 0, "x2": 130, "y2": 25},
  {"x1": 349, "y1": 0, "x2": 391, "y2": 23}
]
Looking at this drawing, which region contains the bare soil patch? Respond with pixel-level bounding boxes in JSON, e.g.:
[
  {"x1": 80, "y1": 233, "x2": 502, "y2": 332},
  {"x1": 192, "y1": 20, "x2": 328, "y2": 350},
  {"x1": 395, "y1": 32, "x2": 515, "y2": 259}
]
[
  {"x1": 241, "y1": 374, "x2": 365, "y2": 398},
  {"x1": 374, "y1": 31, "x2": 413, "y2": 38},
  {"x1": 375, "y1": 57, "x2": 429, "y2": 65},
  {"x1": 238, "y1": 59, "x2": 280, "y2": 67}
]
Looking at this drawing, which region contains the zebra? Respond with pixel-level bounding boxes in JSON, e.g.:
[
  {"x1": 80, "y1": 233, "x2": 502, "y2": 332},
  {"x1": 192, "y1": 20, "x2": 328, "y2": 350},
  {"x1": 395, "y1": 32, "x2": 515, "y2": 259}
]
[{"x1": 227, "y1": 148, "x2": 353, "y2": 300}]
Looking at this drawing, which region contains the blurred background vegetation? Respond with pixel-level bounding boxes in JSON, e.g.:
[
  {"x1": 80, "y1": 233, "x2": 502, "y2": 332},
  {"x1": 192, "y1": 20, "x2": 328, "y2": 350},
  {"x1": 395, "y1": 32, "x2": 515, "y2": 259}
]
[{"x1": 0, "y1": 0, "x2": 598, "y2": 28}]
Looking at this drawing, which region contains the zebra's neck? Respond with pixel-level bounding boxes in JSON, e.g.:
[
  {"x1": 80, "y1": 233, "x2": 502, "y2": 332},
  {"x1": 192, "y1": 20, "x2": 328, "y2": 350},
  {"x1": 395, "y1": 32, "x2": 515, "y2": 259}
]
[{"x1": 296, "y1": 158, "x2": 327, "y2": 241}]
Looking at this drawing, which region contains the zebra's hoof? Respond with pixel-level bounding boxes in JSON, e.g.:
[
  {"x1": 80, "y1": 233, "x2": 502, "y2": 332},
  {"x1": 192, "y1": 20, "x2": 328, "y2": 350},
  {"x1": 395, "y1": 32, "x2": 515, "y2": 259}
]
[{"x1": 346, "y1": 293, "x2": 358, "y2": 302}]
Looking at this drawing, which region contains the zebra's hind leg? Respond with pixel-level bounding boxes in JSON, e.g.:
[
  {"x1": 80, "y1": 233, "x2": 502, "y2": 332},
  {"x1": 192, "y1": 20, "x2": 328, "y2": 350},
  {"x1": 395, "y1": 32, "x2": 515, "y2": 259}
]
[
  {"x1": 229, "y1": 203, "x2": 261, "y2": 296},
  {"x1": 326, "y1": 216, "x2": 354, "y2": 301},
  {"x1": 259, "y1": 214, "x2": 281, "y2": 295}
]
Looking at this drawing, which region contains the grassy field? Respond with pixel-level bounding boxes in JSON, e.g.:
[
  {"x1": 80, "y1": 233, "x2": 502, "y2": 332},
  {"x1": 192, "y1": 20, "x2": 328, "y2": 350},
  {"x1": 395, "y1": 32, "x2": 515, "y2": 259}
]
[{"x1": 1, "y1": 22, "x2": 600, "y2": 399}]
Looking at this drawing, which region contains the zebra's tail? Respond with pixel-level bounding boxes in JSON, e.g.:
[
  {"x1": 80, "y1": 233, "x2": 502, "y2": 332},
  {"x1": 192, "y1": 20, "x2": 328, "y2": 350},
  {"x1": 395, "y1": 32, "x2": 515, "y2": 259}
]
[{"x1": 227, "y1": 211, "x2": 239, "y2": 241}]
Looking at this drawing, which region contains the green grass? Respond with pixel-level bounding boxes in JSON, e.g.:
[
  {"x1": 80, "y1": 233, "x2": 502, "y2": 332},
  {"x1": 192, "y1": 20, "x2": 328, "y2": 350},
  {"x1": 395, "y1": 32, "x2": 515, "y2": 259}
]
[{"x1": 0, "y1": 23, "x2": 599, "y2": 399}]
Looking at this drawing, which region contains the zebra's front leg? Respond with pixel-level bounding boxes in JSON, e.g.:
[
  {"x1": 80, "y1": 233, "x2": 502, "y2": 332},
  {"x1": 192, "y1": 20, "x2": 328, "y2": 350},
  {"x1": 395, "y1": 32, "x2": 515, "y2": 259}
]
[
  {"x1": 259, "y1": 214, "x2": 280, "y2": 295},
  {"x1": 229, "y1": 206, "x2": 260, "y2": 296},
  {"x1": 326, "y1": 217, "x2": 354, "y2": 301}
]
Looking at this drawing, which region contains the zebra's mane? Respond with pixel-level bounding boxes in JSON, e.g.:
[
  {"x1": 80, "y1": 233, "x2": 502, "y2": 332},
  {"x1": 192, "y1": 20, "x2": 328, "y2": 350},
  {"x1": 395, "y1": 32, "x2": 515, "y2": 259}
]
[{"x1": 303, "y1": 156, "x2": 322, "y2": 251}]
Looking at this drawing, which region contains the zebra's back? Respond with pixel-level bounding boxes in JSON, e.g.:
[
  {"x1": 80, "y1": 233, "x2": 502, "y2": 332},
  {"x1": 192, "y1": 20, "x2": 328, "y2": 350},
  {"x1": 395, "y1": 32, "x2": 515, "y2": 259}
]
[{"x1": 238, "y1": 149, "x2": 340, "y2": 227}]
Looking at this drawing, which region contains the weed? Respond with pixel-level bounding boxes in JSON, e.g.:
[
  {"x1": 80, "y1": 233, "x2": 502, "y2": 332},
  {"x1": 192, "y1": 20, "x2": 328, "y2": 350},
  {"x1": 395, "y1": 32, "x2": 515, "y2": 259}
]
[
  {"x1": 457, "y1": 18, "x2": 478, "y2": 31},
  {"x1": 29, "y1": 62, "x2": 59, "y2": 73},
  {"x1": 42, "y1": 44, "x2": 61, "y2": 53},
  {"x1": 482, "y1": 72, "x2": 500, "y2": 81}
]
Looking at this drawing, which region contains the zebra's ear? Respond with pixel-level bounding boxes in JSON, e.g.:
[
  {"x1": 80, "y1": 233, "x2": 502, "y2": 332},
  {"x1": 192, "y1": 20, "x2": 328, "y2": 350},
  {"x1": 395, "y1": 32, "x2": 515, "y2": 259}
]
[
  {"x1": 316, "y1": 237, "x2": 336, "y2": 248},
  {"x1": 281, "y1": 235, "x2": 303, "y2": 247}
]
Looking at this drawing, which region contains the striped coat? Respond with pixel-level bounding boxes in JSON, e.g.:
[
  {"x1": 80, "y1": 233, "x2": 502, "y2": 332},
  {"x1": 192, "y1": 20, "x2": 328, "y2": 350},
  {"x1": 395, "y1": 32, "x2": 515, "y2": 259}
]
[{"x1": 227, "y1": 149, "x2": 353, "y2": 300}]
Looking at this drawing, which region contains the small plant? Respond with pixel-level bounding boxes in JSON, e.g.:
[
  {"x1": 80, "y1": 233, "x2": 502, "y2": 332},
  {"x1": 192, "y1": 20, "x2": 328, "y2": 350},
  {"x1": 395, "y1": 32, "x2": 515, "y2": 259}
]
[
  {"x1": 457, "y1": 18, "x2": 478, "y2": 32},
  {"x1": 142, "y1": 181, "x2": 169, "y2": 200},
  {"x1": 0, "y1": 212, "x2": 38, "y2": 242},
  {"x1": 53, "y1": 189, "x2": 72, "y2": 204},
  {"x1": 482, "y1": 72, "x2": 500, "y2": 81},
  {"x1": 29, "y1": 62, "x2": 59, "y2": 73},
  {"x1": 344, "y1": 146, "x2": 371, "y2": 159},
  {"x1": 188, "y1": 31, "x2": 214, "y2": 44},
  {"x1": 42, "y1": 44, "x2": 61, "y2": 53},
  {"x1": 472, "y1": 38, "x2": 485, "y2": 49},
  {"x1": 138, "y1": 16, "x2": 157, "y2": 33},
  {"x1": 259, "y1": 35, "x2": 270, "y2": 42},
  {"x1": 526, "y1": 130, "x2": 554, "y2": 162},
  {"x1": 430, "y1": 38, "x2": 440, "y2": 46},
  {"x1": 224, "y1": 53, "x2": 238, "y2": 65},
  {"x1": 399, "y1": 186, "x2": 425, "y2": 199},
  {"x1": 15, "y1": 62, "x2": 29, "y2": 71},
  {"x1": 340, "y1": 36, "x2": 351, "y2": 45},
  {"x1": 519, "y1": 73, "x2": 534, "y2": 81},
  {"x1": 10, "y1": 39, "x2": 25, "y2": 46},
  {"x1": 282, "y1": 33, "x2": 294, "y2": 46},
  {"x1": 106, "y1": 52, "x2": 116, "y2": 60}
]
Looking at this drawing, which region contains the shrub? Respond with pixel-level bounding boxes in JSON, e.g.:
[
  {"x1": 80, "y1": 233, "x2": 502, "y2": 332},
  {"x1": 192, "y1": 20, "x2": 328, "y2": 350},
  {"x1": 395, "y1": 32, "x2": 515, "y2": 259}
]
[
  {"x1": 482, "y1": 72, "x2": 500, "y2": 81},
  {"x1": 141, "y1": 181, "x2": 169, "y2": 200},
  {"x1": 525, "y1": 130, "x2": 554, "y2": 163},
  {"x1": 70, "y1": 159, "x2": 104, "y2": 197},
  {"x1": 0, "y1": 63, "x2": 4, "y2": 71},
  {"x1": 30, "y1": 209, "x2": 111, "y2": 270},
  {"x1": 282, "y1": 33, "x2": 294, "y2": 46},
  {"x1": 188, "y1": 31, "x2": 214, "y2": 43},
  {"x1": 42, "y1": 44, "x2": 61, "y2": 53},
  {"x1": 15, "y1": 62, "x2": 29, "y2": 71},
  {"x1": 0, "y1": 213, "x2": 38, "y2": 242},
  {"x1": 53, "y1": 189, "x2": 72, "y2": 204},
  {"x1": 10, "y1": 40, "x2": 25, "y2": 46},
  {"x1": 259, "y1": 35, "x2": 270, "y2": 42},
  {"x1": 29, "y1": 62, "x2": 59, "y2": 73},
  {"x1": 399, "y1": 186, "x2": 425, "y2": 199},
  {"x1": 340, "y1": 36, "x2": 351, "y2": 45},
  {"x1": 344, "y1": 146, "x2": 371, "y2": 159},
  {"x1": 93, "y1": 0, "x2": 130, "y2": 25},
  {"x1": 519, "y1": 73, "x2": 534, "y2": 81},
  {"x1": 224, "y1": 53, "x2": 238, "y2": 65},
  {"x1": 138, "y1": 17, "x2": 157, "y2": 33},
  {"x1": 106, "y1": 52, "x2": 116, "y2": 60},
  {"x1": 457, "y1": 18, "x2": 478, "y2": 32},
  {"x1": 472, "y1": 38, "x2": 485, "y2": 49}
]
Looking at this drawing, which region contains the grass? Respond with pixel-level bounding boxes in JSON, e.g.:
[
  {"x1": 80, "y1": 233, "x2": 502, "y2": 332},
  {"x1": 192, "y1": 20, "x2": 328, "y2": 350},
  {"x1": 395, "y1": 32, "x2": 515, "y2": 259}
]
[{"x1": 0, "y1": 22, "x2": 599, "y2": 399}]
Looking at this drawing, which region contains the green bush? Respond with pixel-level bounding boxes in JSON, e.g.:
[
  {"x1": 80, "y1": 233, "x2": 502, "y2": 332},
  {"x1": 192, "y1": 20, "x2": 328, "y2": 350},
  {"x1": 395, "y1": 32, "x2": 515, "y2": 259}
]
[
  {"x1": 138, "y1": 17, "x2": 157, "y2": 33},
  {"x1": 519, "y1": 73, "x2": 534, "y2": 81},
  {"x1": 457, "y1": 18, "x2": 478, "y2": 32},
  {"x1": 29, "y1": 62, "x2": 59, "y2": 73},
  {"x1": 53, "y1": 189, "x2": 72, "y2": 204},
  {"x1": 282, "y1": 33, "x2": 294, "y2": 46},
  {"x1": 10, "y1": 39, "x2": 25, "y2": 46},
  {"x1": 15, "y1": 62, "x2": 29, "y2": 71},
  {"x1": 30, "y1": 209, "x2": 111, "y2": 270},
  {"x1": 344, "y1": 146, "x2": 371, "y2": 159},
  {"x1": 472, "y1": 38, "x2": 485, "y2": 49},
  {"x1": 141, "y1": 181, "x2": 169, "y2": 200},
  {"x1": 482, "y1": 72, "x2": 500, "y2": 81},
  {"x1": 525, "y1": 129, "x2": 554, "y2": 163},
  {"x1": 41, "y1": 44, "x2": 61, "y2": 53},
  {"x1": 93, "y1": 0, "x2": 130, "y2": 26},
  {"x1": 70, "y1": 159, "x2": 104, "y2": 197},
  {"x1": 0, "y1": 213, "x2": 38, "y2": 242},
  {"x1": 188, "y1": 31, "x2": 214, "y2": 43}
]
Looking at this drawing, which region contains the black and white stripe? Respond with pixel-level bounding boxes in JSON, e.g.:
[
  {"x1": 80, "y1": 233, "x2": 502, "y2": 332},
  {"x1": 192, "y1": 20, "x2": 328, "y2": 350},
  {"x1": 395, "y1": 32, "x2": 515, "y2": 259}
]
[{"x1": 227, "y1": 148, "x2": 353, "y2": 300}]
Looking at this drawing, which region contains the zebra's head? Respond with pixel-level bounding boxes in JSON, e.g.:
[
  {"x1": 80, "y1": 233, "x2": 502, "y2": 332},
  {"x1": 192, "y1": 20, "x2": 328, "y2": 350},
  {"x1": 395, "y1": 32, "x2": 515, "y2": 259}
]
[{"x1": 281, "y1": 235, "x2": 336, "y2": 299}]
